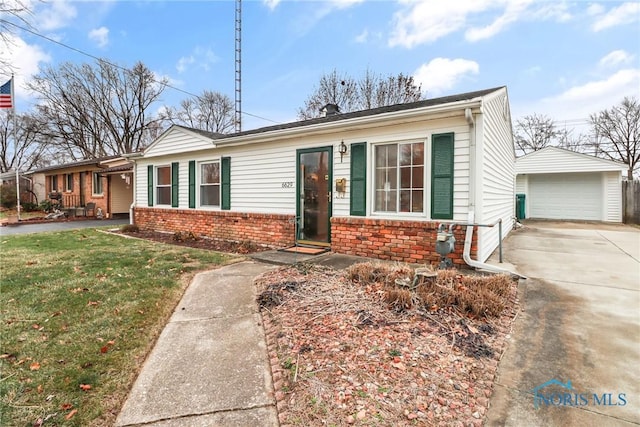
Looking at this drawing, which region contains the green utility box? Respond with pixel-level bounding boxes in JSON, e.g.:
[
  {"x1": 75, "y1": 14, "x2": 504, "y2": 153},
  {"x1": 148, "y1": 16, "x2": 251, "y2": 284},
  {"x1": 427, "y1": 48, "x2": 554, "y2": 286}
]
[{"x1": 516, "y1": 194, "x2": 526, "y2": 220}]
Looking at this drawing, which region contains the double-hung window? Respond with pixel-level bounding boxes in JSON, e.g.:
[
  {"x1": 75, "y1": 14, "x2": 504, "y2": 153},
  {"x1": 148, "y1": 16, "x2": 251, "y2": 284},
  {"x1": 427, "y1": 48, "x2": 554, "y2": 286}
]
[
  {"x1": 64, "y1": 174, "x2": 73, "y2": 192},
  {"x1": 50, "y1": 175, "x2": 58, "y2": 193},
  {"x1": 200, "y1": 161, "x2": 220, "y2": 207},
  {"x1": 156, "y1": 166, "x2": 171, "y2": 205},
  {"x1": 92, "y1": 172, "x2": 103, "y2": 195},
  {"x1": 374, "y1": 142, "x2": 424, "y2": 213}
]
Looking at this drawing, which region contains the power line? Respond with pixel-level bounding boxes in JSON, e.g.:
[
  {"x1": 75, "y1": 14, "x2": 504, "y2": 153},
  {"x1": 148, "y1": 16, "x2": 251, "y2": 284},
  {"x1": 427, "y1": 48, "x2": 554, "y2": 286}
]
[{"x1": 1, "y1": 20, "x2": 281, "y2": 126}]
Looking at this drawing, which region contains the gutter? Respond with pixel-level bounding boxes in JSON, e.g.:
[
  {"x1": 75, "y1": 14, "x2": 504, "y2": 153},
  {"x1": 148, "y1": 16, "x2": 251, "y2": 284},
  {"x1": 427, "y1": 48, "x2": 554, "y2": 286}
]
[
  {"x1": 463, "y1": 108, "x2": 524, "y2": 278},
  {"x1": 129, "y1": 158, "x2": 136, "y2": 225}
]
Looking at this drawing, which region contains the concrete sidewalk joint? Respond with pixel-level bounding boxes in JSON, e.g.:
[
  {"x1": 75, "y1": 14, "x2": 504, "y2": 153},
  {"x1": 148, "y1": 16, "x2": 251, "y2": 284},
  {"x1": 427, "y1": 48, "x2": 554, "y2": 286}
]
[{"x1": 115, "y1": 261, "x2": 279, "y2": 427}]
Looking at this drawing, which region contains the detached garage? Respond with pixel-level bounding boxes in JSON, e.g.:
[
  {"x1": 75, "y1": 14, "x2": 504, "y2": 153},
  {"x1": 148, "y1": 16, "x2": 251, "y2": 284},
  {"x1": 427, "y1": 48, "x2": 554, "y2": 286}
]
[{"x1": 515, "y1": 147, "x2": 626, "y2": 222}]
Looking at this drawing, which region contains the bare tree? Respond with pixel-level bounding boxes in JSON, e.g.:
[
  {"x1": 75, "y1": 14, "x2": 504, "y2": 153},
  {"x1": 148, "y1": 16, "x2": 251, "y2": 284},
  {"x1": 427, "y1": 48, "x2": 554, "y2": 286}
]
[
  {"x1": 514, "y1": 114, "x2": 560, "y2": 156},
  {"x1": 27, "y1": 60, "x2": 167, "y2": 159},
  {"x1": 297, "y1": 69, "x2": 423, "y2": 119},
  {"x1": 0, "y1": 0, "x2": 33, "y2": 74},
  {"x1": 589, "y1": 97, "x2": 640, "y2": 180},
  {"x1": 160, "y1": 90, "x2": 235, "y2": 134},
  {"x1": 0, "y1": 109, "x2": 49, "y2": 172}
]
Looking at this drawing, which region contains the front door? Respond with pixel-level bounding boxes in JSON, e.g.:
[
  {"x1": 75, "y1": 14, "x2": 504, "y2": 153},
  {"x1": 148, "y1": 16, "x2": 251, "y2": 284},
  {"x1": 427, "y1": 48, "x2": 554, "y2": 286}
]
[{"x1": 297, "y1": 147, "x2": 332, "y2": 246}]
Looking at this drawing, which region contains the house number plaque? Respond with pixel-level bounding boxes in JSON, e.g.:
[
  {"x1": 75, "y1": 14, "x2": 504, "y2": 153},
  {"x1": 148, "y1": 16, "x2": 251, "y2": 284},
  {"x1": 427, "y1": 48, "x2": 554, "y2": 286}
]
[{"x1": 281, "y1": 181, "x2": 294, "y2": 188}]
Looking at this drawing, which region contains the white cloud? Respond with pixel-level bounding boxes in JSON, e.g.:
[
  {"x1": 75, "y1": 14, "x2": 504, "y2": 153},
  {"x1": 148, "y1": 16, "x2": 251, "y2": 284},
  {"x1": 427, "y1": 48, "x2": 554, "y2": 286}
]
[
  {"x1": 0, "y1": 34, "x2": 51, "y2": 103},
  {"x1": 88, "y1": 27, "x2": 109, "y2": 48},
  {"x1": 355, "y1": 29, "x2": 369, "y2": 43},
  {"x1": 413, "y1": 58, "x2": 480, "y2": 96},
  {"x1": 465, "y1": 0, "x2": 531, "y2": 42},
  {"x1": 389, "y1": 1, "x2": 491, "y2": 48},
  {"x1": 175, "y1": 47, "x2": 218, "y2": 74},
  {"x1": 519, "y1": 68, "x2": 640, "y2": 121},
  {"x1": 35, "y1": 0, "x2": 77, "y2": 31},
  {"x1": 591, "y1": 2, "x2": 640, "y2": 31},
  {"x1": 389, "y1": 0, "x2": 575, "y2": 48},
  {"x1": 599, "y1": 50, "x2": 635, "y2": 68},
  {"x1": 587, "y1": 3, "x2": 604, "y2": 16},
  {"x1": 263, "y1": 0, "x2": 280, "y2": 11},
  {"x1": 176, "y1": 55, "x2": 194, "y2": 74}
]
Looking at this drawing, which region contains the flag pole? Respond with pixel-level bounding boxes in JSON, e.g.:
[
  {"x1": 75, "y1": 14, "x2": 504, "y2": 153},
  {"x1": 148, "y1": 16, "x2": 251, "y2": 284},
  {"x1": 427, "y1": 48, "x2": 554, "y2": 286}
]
[{"x1": 12, "y1": 75, "x2": 20, "y2": 221}]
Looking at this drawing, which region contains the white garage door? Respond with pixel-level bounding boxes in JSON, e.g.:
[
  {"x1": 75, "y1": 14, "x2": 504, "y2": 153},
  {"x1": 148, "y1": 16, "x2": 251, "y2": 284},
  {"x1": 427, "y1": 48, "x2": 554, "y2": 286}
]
[{"x1": 529, "y1": 173, "x2": 602, "y2": 220}]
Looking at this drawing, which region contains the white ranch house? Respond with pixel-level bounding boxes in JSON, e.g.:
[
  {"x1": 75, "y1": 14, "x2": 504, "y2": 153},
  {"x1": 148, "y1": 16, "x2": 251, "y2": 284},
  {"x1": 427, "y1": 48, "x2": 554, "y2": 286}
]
[{"x1": 126, "y1": 87, "x2": 516, "y2": 267}]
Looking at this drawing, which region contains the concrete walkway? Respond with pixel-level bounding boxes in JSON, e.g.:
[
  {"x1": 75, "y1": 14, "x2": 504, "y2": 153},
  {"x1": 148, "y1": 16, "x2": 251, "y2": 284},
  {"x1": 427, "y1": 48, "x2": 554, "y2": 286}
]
[
  {"x1": 486, "y1": 222, "x2": 640, "y2": 426},
  {"x1": 115, "y1": 261, "x2": 279, "y2": 427}
]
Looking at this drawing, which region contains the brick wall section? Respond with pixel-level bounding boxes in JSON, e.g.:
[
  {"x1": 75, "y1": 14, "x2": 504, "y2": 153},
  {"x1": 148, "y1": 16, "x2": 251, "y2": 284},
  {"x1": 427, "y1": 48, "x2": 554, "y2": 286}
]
[
  {"x1": 134, "y1": 207, "x2": 296, "y2": 247},
  {"x1": 331, "y1": 217, "x2": 478, "y2": 267}
]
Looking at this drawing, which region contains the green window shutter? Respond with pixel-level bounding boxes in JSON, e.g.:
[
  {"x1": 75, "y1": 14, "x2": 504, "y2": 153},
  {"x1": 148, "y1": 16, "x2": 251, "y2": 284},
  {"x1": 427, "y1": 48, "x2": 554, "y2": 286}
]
[
  {"x1": 171, "y1": 162, "x2": 179, "y2": 208},
  {"x1": 147, "y1": 165, "x2": 154, "y2": 206},
  {"x1": 350, "y1": 142, "x2": 367, "y2": 216},
  {"x1": 221, "y1": 157, "x2": 231, "y2": 210},
  {"x1": 188, "y1": 160, "x2": 196, "y2": 209},
  {"x1": 431, "y1": 133, "x2": 454, "y2": 220}
]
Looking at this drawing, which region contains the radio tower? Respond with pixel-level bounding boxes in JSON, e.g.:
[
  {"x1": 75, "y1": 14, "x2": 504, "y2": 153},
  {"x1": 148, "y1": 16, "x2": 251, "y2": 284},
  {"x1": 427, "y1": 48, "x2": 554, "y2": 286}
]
[{"x1": 235, "y1": 0, "x2": 242, "y2": 132}]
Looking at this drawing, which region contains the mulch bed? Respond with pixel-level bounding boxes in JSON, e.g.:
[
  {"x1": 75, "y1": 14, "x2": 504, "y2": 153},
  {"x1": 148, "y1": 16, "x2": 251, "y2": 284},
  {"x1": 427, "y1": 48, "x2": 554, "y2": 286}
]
[{"x1": 257, "y1": 263, "x2": 520, "y2": 427}]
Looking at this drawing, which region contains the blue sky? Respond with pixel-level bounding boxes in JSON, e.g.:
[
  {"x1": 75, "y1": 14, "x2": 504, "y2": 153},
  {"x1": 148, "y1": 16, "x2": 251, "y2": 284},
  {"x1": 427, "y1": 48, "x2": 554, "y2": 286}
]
[{"x1": 2, "y1": 0, "x2": 639, "y2": 133}]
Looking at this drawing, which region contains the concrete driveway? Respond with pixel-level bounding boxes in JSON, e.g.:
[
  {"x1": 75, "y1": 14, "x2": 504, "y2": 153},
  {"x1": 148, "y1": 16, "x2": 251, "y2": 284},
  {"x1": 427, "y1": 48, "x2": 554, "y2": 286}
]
[
  {"x1": 0, "y1": 218, "x2": 129, "y2": 236},
  {"x1": 486, "y1": 222, "x2": 640, "y2": 426}
]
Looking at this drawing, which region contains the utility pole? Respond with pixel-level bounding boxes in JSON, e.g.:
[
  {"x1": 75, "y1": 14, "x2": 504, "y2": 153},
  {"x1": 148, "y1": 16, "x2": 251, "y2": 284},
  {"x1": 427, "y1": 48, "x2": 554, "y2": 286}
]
[{"x1": 235, "y1": 0, "x2": 242, "y2": 133}]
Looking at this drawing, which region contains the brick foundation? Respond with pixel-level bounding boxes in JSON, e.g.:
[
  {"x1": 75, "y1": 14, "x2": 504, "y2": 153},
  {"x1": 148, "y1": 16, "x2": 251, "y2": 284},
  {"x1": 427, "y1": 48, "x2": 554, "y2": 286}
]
[
  {"x1": 331, "y1": 217, "x2": 477, "y2": 267},
  {"x1": 134, "y1": 207, "x2": 296, "y2": 247}
]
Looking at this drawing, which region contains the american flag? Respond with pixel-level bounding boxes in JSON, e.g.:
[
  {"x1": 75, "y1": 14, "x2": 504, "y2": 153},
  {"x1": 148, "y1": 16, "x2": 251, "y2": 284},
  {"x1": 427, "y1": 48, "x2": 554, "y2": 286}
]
[{"x1": 0, "y1": 78, "x2": 13, "y2": 109}]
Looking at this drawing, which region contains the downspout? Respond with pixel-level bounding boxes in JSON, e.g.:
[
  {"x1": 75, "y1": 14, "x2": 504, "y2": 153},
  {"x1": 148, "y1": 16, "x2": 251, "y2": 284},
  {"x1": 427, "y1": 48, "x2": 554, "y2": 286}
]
[
  {"x1": 129, "y1": 159, "x2": 136, "y2": 225},
  {"x1": 463, "y1": 108, "x2": 521, "y2": 277}
]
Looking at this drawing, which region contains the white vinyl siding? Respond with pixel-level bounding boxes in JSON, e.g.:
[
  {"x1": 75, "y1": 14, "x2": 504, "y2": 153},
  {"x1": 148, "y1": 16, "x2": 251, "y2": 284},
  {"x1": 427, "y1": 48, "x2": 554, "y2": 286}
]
[
  {"x1": 529, "y1": 173, "x2": 603, "y2": 221},
  {"x1": 604, "y1": 171, "x2": 622, "y2": 222},
  {"x1": 144, "y1": 127, "x2": 216, "y2": 157},
  {"x1": 134, "y1": 117, "x2": 471, "y2": 220},
  {"x1": 516, "y1": 147, "x2": 626, "y2": 174},
  {"x1": 476, "y1": 90, "x2": 515, "y2": 262}
]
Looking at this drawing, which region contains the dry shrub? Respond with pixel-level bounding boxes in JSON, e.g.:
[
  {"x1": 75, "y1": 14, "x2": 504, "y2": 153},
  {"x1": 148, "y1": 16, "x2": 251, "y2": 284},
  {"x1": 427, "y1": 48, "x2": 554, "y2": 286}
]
[
  {"x1": 455, "y1": 275, "x2": 513, "y2": 317},
  {"x1": 346, "y1": 262, "x2": 413, "y2": 287},
  {"x1": 384, "y1": 287, "x2": 413, "y2": 312},
  {"x1": 172, "y1": 231, "x2": 199, "y2": 242},
  {"x1": 416, "y1": 271, "x2": 513, "y2": 318},
  {"x1": 416, "y1": 270, "x2": 458, "y2": 309},
  {"x1": 120, "y1": 224, "x2": 139, "y2": 233}
]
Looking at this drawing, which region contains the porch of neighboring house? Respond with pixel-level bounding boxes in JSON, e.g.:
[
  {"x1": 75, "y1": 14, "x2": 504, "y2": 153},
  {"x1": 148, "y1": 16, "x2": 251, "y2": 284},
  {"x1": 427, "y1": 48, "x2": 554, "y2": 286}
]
[{"x1": 45, "y1": 170, "x2": 104, "y2": 219}]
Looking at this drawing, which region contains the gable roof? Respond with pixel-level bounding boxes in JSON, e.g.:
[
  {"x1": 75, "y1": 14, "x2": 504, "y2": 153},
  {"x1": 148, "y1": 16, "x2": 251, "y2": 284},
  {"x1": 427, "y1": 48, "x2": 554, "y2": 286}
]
[
  {"x1": 222, "y1": 86, "x2": 505, "y2": 139},
  {"x1": 515, "y1": 146, "x2": 627, "y2": 174},
  {"x1": 136, "y1": 86, "x2": 507, "y2": 158}
]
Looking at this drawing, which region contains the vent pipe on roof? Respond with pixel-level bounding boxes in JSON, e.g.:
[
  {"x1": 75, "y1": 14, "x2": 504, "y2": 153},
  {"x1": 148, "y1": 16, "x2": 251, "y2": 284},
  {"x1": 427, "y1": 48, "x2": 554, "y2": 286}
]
[{"x1": 320, "y1": 103, "x2": 340, "y2": 117}]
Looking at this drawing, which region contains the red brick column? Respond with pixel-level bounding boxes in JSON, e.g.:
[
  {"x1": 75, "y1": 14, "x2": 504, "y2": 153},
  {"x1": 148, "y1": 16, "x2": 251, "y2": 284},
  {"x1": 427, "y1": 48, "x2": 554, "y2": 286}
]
[
  {"x1": 330, "y1": 217, "x2": 477, "y2": 268},
  {"x1": 134, "y1": 207, "x2": 296, "y2": 247}
]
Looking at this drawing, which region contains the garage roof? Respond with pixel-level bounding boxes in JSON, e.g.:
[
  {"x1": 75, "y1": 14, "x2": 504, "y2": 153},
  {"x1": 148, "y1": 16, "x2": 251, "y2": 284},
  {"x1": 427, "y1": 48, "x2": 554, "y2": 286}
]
[{"x1": 515, "y1": 147, "x2": 627, "y2": 174}]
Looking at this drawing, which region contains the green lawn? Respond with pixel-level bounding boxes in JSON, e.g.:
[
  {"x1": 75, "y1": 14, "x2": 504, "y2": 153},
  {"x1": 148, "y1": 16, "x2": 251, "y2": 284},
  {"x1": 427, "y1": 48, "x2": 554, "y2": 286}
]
[{"x1": 0, "y1": 229, "x2": 237, "y2": 426}]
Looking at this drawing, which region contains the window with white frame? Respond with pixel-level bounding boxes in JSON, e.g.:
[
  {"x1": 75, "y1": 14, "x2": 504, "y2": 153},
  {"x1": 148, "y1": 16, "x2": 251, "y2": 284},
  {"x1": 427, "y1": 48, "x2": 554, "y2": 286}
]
[
  {"x1": 92, "y1": 172, "x2": 103, "y2": 195},
  {"x1": 156, "y1": 166, "x2": 171, "y2": 205},
  {"x1": 64, "y1": 173, "x2": 73, "y2": 192},
  {"x1": 49, "y1": 175, "x2": 58, "y2": 193},
  {"x1": 374, "y1": 142, "x2": 424, "y2": 213},
  {"x1": 200, "y1": 161, "x2": 220, "y2": 206}
]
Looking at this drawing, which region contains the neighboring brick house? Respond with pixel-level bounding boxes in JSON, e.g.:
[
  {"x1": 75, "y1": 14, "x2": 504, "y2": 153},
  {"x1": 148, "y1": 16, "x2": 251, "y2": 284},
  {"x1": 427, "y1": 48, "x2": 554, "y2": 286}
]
[
  {"x1": 127, "y1": 87, "x2": 516, "y2": 267},
  {"x1": 31, "y1": 156, "x2": 133, "y2": 218}
]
